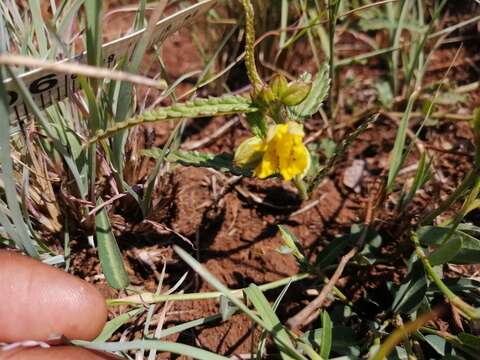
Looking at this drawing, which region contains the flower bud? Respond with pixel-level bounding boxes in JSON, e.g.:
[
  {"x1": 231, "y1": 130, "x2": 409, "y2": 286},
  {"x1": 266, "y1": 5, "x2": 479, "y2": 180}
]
[
  {"x1": 270, "y1": 74, "x2": 288, "y2": 98},
  {"x1": 234, "y1": 136, "x2": 265, "y2": 168},
  {"x1": 280, "y1": 81, "x2": 311, "y2": 106}
]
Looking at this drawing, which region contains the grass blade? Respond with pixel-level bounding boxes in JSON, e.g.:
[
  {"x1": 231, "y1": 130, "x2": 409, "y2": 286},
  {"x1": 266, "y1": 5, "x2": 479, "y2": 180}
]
[
  {"x1": 111, "y1": 1, "x2": 167, "y2": 185},
  {"x1": 74, "y1": 339, "x2": 230, "y2": 360},
  {"x1": 95, "y1": 308, "x2": 144, "y2": 342},
  {"x1": 0, "y1": 68, "x2": 38, "y2": 257},
  {"x1": 173, "y1": 245, "x2": 308, "y2": 360},
  {"x1": 319, "y1": 311, "x2": 332, "y2": 359},
  {"x1": 245, "y1": 284, "x2": 296, "y2": 360},
  {"x1": 386, "y1": 89, "x2": 419, "y2": 192},
  {"x1": 95, "y1": 201, "x2": 129, "y2": 289}
]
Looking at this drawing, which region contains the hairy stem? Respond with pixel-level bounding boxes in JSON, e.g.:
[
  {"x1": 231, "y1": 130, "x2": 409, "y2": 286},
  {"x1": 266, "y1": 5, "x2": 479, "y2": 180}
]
[{"x1": 241, "y1": 0, "x2": 263, "y2": 92}]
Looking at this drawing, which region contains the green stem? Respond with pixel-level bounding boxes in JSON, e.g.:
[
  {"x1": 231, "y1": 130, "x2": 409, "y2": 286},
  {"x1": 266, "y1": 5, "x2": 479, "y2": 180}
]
[
  {"x1": 107, "y1": 272, "x2": 310, "y2": 306},
  {"x1": 327, "y1": 0, "x2": 340, "y2": 123},
  {"x1": 412, "y1": 234, "x2": 479, "y2": 320}
]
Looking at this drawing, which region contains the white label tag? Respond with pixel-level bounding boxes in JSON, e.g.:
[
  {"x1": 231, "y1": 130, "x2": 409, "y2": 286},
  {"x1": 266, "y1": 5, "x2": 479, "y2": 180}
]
[{"x1": 4, "y1": 0, "x2": 216, "y2": 120}]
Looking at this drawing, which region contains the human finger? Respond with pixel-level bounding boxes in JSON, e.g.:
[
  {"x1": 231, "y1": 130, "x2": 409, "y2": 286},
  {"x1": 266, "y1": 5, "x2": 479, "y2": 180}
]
[{"x1": 0, "y1": 251, "x2": 108, "y2": 343}]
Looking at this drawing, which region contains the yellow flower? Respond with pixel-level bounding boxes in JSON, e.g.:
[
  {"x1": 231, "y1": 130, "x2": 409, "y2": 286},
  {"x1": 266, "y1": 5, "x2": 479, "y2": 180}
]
[{"x1": 234, "y1": 122, "x2": 310, "y2": 181}]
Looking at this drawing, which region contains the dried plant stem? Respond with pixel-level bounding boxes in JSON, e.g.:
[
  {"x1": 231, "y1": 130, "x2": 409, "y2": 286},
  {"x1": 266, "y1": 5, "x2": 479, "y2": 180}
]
[
  {"x1": 286, "y1": 247, "x2": 356, "y2": 330},
  {"x1": 0, "y1": 54, "x2": 166, "y2": 89}
]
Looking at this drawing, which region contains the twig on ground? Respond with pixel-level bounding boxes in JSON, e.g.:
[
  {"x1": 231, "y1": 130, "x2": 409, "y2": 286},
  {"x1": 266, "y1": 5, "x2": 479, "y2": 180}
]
[
  {"x1": 182, "y1": 117, "x2": 240, "y2": 151},
  {"x1": 286, "y1": 247, "x2": 357, "y2": 330}
]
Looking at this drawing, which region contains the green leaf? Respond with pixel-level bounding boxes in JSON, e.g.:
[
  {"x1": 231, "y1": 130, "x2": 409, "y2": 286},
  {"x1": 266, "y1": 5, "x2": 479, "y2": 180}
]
[
  {"x1": 438, "y1": 278, "x2": 480, "y2": 293},
  {"x1": 278, "y1": 225, "x2": 305, "y2": 262},
  {"x1": 401, "y1": 151, "x2": 432, "y2": 207},
  {"x1": 95, "y1": 202, "x2": 129, "y2": 289},
  {"x1": 320, "y1": 311, "x2": 332, "y2": 359},
  {"x1": 257, "y1": 280, "x2": 293, "y2": 359},
  {"x1": 423, "y1": 335, "x2": 447, "y2": 356},
  {"x1": 167, "y1": 150, "x2": 252, "y2": 176},
  {"x1": 0, "y1": 68, "x2": 37, "y2": 257},
  {"x1": 244, "y1": 284, "x2": 296, "y2": 360},
  {"x1": 219, "y1": 296, "x2": 236, "y2": 321},
  {"x1": 435, "y1": 92, "x2": 467, "y2": 106},
  {"x1": 289, "y1": 64, "x2": 330, "y2": 120},
  {"x1": 95, "y1": 308, "x2": 143, "y2": 342},
  {"x1": 173, "y1": 246, "x2": 307, "y2": 360},
  {"x1": 391, "y1": 255, "x2": 427, "y2": 314},
  {"x1": 320, "y1": 138, "x2": 337, "y2": 160},
  {"x1": 428, "y1": 236, "x2": 462, "y2": 266},
  {"x1": 387, "y1": 90, "x2": 418, "y2": 192},
  {"x1": 316, "y1": 232, "x2": 352, "y2": 269},
  {"x1": 300, "y1": 326, "x2": 360, "y2": 357},
  {"x1": 74, "y1": 339, "x2": 230, "y2": 360},
  {"x1": 91, "y1": 95, "x2": 257, "y2": 144},
  {"x1": 388, "y1": 346, "x2": 408, "y2": 360},
  {"x1": 417, "y1": 226, "x2": 480, "y2": 265},
  {"x1": 459, "y1": 332, "x2": 480, "y2": 351},
  {"x1": 375, "y1": 81, "x2": 394, "y2": 108},
  {"x1": 84, "y1": 0, "x2": 102, "y2": 67},
  {"x1": 417, "y1": 226, "x2": 449, "y2": 245},
  {"x1": 246, "y1": 111, "x2": 268, "y2": 138},
  {"x1": 452, "y1": 235, "x2": 480, "y2": 264},
  {"x1": 156, "y1": 314, "x2": 222, "y2": 339},
  {"x1": 358, "y1": 226, "x2": 383, "y2": 265}
]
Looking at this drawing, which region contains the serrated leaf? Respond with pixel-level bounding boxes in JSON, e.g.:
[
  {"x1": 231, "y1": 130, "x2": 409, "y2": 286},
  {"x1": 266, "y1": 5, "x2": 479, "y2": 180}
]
[
  {"x1": 289, "y1": 64, "x2": 330, "y2": 120},
  {"x1": 95, "y1": 202, "x2": 129, "y2": 289},
  {"x1": 89, "y1": 95, "x2": 257, "y2": 144},
  {"x1": 167, "y1": 150, "x2": 252, "y2": 176}
]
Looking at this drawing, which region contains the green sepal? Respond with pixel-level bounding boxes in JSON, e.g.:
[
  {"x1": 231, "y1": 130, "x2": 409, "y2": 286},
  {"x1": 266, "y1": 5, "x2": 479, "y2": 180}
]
[{"x1": 246, "y1": 111, "x2": 268, "y2": 138}]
